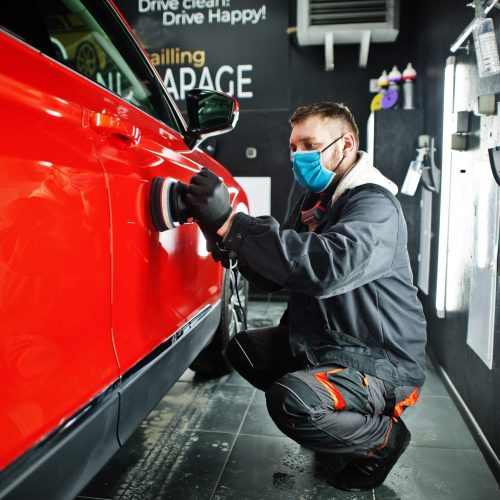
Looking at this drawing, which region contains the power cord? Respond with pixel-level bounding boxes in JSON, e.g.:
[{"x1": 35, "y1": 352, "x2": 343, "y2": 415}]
[{"x1": 232, "y1": 268, "x2": 248, "y2": 331}]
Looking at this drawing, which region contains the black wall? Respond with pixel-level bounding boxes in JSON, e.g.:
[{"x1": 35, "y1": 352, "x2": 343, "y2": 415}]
[
  {"x1": 412, "y1": 0, "x2": 500, "y2": 480},
  {"x1": 215, "y1": 0, "x2": 420, "y2": 225},
  {"x1": 370, "y1": 108, "x2": 424, "y2": 279}
]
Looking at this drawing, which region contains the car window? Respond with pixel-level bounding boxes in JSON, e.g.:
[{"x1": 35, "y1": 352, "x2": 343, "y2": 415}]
[{"x1": 0, "y1": 0, "x2": 183, "y2": 132}]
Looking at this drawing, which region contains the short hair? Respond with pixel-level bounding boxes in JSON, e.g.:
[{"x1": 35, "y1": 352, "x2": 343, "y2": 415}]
[{"x1": 289, "y1": 102, "x2": 359, "y2": 147}]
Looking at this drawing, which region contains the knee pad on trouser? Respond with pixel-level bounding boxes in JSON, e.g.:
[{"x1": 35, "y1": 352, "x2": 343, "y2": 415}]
[{"x1": 265, "y1": 374, "x2": 323, "y2": 444}]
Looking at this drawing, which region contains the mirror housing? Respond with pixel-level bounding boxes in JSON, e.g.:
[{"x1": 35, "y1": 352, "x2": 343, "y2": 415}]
[{"x1": 183, "y1": 89, "x2": 239, "y2": 150}]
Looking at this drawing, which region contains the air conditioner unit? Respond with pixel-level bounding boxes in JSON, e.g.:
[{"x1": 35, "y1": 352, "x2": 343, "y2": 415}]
[{"x1": 296, "y1": 0, "x2": 400, "y2": 69}]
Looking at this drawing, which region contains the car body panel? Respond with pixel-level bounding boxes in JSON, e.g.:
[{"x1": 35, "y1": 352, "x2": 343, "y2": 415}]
[
  {"x1": 0, "y1": 31, "x2": 119, "y2": 469},
  {"x1": 81, "y1": 87, "x2": 225, "y2": 373},
  {"x1": 0, "y1": 0, "x2": 249, "y2": 487}
]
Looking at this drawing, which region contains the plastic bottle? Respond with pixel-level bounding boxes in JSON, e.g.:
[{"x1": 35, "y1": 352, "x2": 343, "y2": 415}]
[
  {"x1": 377, "y1": 69, "x2": 389, "y2": 91},
  {"x1": 371, "y1": 70, "x2": 388, "y2": 112},
  {"x1": 382, "y1": 66, "x2": 402, "y2": 109},
  {"x1": 402, "y1": 63, "x2": 417, "y2": 109},
  {"x1": 388, "y1": 65, "x2": 402, "y2": 86},
  {"x1": 472, "y1": 17, "x2": 500, "y2": 78}
]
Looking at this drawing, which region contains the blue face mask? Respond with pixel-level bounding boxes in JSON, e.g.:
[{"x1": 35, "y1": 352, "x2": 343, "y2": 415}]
[{"x1": 292, "y1": 136, "x2": 343, "y2": 192}]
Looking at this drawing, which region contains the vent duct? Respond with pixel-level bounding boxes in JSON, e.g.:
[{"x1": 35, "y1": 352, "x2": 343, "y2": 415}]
[{"x1": 296, "y1": 0, "x2": 400, "y2": 69}]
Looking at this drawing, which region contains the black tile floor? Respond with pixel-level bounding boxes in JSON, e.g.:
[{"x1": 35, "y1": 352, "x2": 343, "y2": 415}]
[{"x1": 78, "y1": 300, "x2": 500, "y2": 500}]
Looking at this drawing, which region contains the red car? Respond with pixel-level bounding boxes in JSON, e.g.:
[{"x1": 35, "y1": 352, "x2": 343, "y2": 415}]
[{"x1": 0, "y1": 1, "x2": 249, "y2": 498}]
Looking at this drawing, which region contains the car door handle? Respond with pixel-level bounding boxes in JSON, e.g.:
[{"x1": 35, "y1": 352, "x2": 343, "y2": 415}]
[{"x1": 89, "y1": 111, "x2": 141, "y2": 146}]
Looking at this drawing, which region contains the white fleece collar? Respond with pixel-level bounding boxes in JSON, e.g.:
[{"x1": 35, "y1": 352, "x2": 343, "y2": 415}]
[{"x1": 330, "y1": 151, "x2": 398, "y2": 205}]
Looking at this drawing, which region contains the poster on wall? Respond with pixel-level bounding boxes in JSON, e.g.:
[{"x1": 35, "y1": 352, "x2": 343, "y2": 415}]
[{"x1": 115, "y1": 0, "x2": 289, "y2": 111}]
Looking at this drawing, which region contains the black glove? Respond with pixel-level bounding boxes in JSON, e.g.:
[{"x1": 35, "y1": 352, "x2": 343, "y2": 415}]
[{"x1": 186, "y1": 167, "x2": 232, "y2": 233}]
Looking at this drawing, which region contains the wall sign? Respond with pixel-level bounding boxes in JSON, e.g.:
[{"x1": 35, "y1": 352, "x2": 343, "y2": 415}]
[{"x1": 115, "y1": 0, "x2": 289, "y2": 110}]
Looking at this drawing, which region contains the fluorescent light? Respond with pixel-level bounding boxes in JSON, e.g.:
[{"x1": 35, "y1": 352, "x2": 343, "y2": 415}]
[{"x1": 435, "y1": 56, "x2": 456, "y2": 318}]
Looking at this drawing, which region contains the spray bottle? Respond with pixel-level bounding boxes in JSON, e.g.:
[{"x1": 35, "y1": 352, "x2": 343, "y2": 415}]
[
  {"x1": 402, "y1": 63, "x2": 417, "y2": 109},
  {"x1": 473, "y1": 17, "x2": 500, "y2": 77}
]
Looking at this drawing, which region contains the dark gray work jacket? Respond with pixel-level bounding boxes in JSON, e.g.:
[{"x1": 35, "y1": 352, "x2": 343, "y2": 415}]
[{"x1": 223, "y1": 183, "x2": 427, "y2": 388}]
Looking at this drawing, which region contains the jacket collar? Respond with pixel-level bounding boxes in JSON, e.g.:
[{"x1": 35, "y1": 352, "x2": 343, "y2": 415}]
[{"x1": 330, "y1": 151, "x2": 398, "y2": 206}]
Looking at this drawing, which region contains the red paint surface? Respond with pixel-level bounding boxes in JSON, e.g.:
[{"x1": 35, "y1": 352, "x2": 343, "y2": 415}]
[{"x1": 0, "y1": 20, "x2": 248, "y2": 470}]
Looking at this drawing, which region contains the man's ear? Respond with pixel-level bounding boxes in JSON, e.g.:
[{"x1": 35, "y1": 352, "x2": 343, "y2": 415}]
[{"x1": 342, "y1": 133, "x2": 356, "y2": 156}]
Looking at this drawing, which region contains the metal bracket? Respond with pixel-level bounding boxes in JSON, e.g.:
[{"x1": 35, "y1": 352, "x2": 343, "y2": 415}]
[
  {"x1": 359, "y1": 31, "x2": 371, "y2": 68},
  {"x1": 325, "y1": 32, "x2": 334, "y2": 71},
  {"x1": 454, "y1": 39, "x2": 471, "y2": 55},
  {"x1": 324, "y1": 29, "x2": 371, "y2": 70},
  {"x1": 418, "y1": 135, "x2": 441, "y2": 193},
  {"x1": 451, "y1": 0, "x2": 499, "y2": 52}
]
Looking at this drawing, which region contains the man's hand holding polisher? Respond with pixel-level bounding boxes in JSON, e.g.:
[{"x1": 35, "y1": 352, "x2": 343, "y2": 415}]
[
  {"x1": 150, "y1": 167, "x2": 236, "y2": 266},
  {"x1": 186, "y1": 167, "x2": 233, "y2": 233},
  {"x1": 186, "y1": 167, "x2": 236, "y2": 265}
]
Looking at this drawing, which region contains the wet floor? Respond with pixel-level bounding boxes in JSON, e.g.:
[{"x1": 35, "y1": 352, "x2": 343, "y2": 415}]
[{"x1": 77, "y1": 300, "x2": 499, "y2": 500}]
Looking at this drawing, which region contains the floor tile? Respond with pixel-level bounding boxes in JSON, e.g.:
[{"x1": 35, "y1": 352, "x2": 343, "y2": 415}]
[
  {"x1": 181, "y1": 366, "x2": 252, "y2": 388},
  {"x1": 82, "y1": 430, "x2": 236, "y2": 500},
  {"x1": 376, "y1": 447, "x2": 500, "y2": 500},
  {"x1": 213, "y1": 434, "x2": 374, "y2": 500},
  {"x1": 240, "y1": 399, "x2": 284, "y2": 437},
  {"x1": 252, "y1": 389, "x2": 267, "y2": 406},
  {"x1": 217, "y1": 369, "x2": 253, "y2": 387},
  {"x1": 402, "y1": 396, "x2": 478, "y2": 450},
  {"x1": 420, "y1": 360, "x2": 450, "y2": 398},
  {"x1": 246, "y1": 300, "x2": 287, "y2": 328},
  {"x1": 179, "y1": 368, "x2": 197, "y2": 382},
  {"x1": 79, "y1": 381, "x2": 253, "y2": 499},
  {"x1": 154, "y1": 381, "x2": 255, "y2": 433}
]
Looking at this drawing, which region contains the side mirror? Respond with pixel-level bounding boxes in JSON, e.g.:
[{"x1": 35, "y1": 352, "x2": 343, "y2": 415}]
[{"x1": 184, "y1": 89, "x2": 239, "y2": 150}]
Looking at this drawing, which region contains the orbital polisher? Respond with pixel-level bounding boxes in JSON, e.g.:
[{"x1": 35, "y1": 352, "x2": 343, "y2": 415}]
[{"x1": 150, "y1": 177, "x2": 192, "y2": 232}]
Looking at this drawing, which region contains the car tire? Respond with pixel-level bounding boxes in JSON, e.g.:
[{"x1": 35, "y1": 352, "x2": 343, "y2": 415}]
[
  {"x1": 190, "y1": 269, "x2": 248, "y2": 377},
  {"x1": 75, "y1": 41, "x2": 99, "y2": 78}
]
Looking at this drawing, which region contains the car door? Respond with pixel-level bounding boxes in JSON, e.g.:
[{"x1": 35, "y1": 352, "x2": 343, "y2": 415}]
[
  {"x1": 0, "y1": 27, "x2": 118, "y2": 469},
  {"x1": 34, "y1": 0, "x2": 224, "y2": 376}
]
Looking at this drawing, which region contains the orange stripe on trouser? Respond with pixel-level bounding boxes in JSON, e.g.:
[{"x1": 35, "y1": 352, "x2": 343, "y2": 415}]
[
  {"x1": 365, "y1": 418, "x2": 393, "y2": 458},
  {"x1": 366, "y1": 388, "x2": 419, "y2": 456},
  {"x1": 314, "y1": 369, "x2": 346, "y2": 411},
  {"x1": 392, "y1": 387, "x2": 420, "y2": 417}
]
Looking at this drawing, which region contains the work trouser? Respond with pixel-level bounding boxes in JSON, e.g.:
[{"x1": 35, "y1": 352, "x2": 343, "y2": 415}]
[{"x1": 226, "y1": 325, "x2": 419, "y2": 458}]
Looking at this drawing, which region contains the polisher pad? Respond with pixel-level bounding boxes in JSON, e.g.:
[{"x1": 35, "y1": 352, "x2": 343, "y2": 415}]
[{"x1": 150, "y1": 177, "x2": 189, "y2": 231}]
